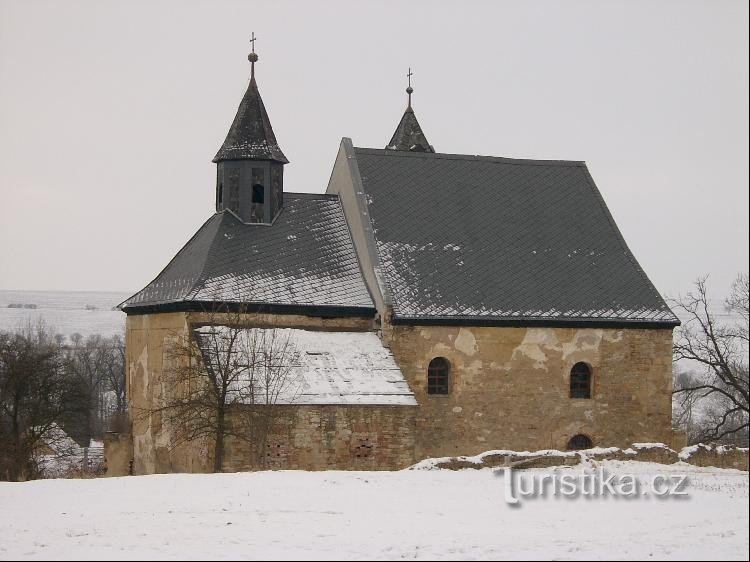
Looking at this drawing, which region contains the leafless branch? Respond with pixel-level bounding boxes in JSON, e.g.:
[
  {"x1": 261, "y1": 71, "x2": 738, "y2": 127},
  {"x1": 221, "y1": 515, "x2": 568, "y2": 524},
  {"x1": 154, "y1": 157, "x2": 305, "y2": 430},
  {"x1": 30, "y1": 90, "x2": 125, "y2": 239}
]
[{"x1": 670, "y1": 273, "x2": 749, "y2": 445}]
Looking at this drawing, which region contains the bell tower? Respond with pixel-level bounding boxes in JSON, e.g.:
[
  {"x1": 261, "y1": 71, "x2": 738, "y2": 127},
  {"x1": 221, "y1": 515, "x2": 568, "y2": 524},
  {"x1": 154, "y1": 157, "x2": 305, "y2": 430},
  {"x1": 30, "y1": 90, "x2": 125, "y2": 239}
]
[{"x1": 213, "y1": 34, "x2": 288, "y2": 224}]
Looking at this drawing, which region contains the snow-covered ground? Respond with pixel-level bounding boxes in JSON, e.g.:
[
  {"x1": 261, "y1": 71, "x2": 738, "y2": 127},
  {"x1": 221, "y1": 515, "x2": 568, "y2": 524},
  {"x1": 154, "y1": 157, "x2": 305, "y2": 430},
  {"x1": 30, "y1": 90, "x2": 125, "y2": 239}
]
[
  {"x1": 0, "y1": 290, "x2": 129, "y2": 338},
  {"x1": 0, "y1": 461, "x2": 747, "y2": 560}
]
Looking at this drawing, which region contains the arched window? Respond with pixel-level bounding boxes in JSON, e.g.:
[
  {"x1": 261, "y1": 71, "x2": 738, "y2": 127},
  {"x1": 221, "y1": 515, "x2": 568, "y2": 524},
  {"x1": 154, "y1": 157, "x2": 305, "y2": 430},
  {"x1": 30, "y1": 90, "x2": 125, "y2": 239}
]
[
  {"x1": 217, "y1": 182, "x2": 223, "y2": 206},
  {"x1": 569, "y1": 362, "x2": 592, "y2": 399},
  {"x1": 567, "y1": 434, "x2": 593, "y2": 451},
  {"x1": 252, "y1": 184, "x2": 265, "y2": 204},
  {"x1": 427, "y1": 357, "x2": 450, "y2": 395}
]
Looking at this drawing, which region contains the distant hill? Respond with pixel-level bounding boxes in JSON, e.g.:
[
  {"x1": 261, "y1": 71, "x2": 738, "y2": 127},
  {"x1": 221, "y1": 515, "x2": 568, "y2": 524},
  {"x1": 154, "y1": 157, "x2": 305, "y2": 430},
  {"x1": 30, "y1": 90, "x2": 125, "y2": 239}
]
[{"x1": 0, "y1": 290, "x2": 130, "y2": 339}]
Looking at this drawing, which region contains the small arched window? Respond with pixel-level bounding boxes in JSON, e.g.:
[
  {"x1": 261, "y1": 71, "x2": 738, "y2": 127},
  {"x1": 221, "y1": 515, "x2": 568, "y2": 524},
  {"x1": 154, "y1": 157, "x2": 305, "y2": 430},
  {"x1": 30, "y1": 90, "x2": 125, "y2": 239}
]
[
  {"x1": 570, "y1": 362, "x2": 592, "y2": 399},
  {"x1": 567, "y1": 434, "x2": 593, "y2": 451},
  {"x1": 252, "y1": 184, "x2": 265, "y2": 204},
  {"x1": 217, "y1": 182, "x2": 223, "y2": 206},
  {"x1": 427, "y1": 357, "x2": 450, "y2": 395}
]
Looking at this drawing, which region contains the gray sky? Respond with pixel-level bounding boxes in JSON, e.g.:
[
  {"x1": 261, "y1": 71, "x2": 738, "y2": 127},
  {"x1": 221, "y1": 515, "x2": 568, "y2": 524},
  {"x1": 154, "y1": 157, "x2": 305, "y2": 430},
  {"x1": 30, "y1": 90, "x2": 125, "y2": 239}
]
[{"x1": 1, "y1": 0, "x2": 747, "y2": 301}]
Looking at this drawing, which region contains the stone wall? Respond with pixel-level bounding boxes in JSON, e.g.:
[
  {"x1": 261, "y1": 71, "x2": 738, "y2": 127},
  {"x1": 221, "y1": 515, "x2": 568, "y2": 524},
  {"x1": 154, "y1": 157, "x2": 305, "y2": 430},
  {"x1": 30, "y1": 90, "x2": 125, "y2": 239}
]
[
  {"x1": 412, "y1": 443, "x2": 749, "y2": 472},
  {"x1": 126, "y1": 311, "x2": 391, "y2": 474},
  {"x1": 678, "y1": 443, "x2": 749, "y2": 471},
  {"x1": 127, "y1": 312, "x2": 676, "y2": 474},
  {"x1": 222, "y1": 404, "x2": 416, "y2": 471},
  {"x1": 386, "y1": 324, "x2": 675, "y2": 460}
]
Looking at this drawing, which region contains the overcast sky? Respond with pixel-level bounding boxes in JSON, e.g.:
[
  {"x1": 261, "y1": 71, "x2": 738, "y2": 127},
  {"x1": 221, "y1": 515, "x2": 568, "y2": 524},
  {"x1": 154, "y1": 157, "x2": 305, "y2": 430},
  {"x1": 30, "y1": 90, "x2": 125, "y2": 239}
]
[{"x1": 0, "y1": 0, "x2": 747, "y2": 301}]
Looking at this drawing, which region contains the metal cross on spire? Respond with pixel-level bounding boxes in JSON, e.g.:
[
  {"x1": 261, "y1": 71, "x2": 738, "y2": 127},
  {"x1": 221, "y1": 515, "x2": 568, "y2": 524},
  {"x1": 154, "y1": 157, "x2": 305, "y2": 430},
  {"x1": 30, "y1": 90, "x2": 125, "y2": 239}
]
[
  {"x1": 248, "y1": 32, "x2": 259, "y2": 80},
  {"x1": 406, "y1": 67, "x2": 414, "y2": 108}
]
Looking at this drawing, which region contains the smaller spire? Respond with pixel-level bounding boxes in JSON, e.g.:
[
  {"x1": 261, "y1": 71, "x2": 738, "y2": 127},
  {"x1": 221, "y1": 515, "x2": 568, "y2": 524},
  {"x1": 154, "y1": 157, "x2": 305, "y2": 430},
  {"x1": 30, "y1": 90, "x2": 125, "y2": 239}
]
[
  {"x1": 385, "y1": 67, "x2": 435, "y2": 153},
  {"x1": 406, "y1": 67, "x2": 413, "y2": 109},
  {"x1": 248, "y1": 32, "x2": 258, "y2": 81}
]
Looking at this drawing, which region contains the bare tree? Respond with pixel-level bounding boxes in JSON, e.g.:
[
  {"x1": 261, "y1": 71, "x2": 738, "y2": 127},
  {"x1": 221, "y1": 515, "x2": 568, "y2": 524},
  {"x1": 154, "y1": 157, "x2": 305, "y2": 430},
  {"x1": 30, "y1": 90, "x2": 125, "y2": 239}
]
[
  {"x1": 671, "y1": 274, "x2": 749, "y2": 444},
  {"x1": 105, "y1": 334, "x2": 127, "y2": 415},
  {"x1": 147, "y1": 306, "x2": 301, "y2": 472},
  {"x1": 672, "y1": 368, "x2": 708, "y2": 444},
  {"x1": 65, "y1": 334, "x2": 111, "y2": 444},
  {"x1": 0, "y1": 321, "x2": 71, "y2": 480},
  {"x1": 99, "y1": 334, "x2": 127, "y2": 433}
]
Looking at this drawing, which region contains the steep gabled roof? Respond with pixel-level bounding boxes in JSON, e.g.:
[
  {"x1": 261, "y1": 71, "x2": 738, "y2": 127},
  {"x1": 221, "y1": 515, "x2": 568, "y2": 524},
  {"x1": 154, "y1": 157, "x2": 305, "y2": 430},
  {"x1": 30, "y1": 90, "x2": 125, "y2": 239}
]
[
  {"x1": 213, "y1": 77, "x2": 288, "y2": 163},
  {"x1": 344, "y1": 145, "x2": 679, "y2": 327},
  {"x1": 386, "y1": 107, "x2": 434, "y2": 153},
  {"x1": 120, "y1": 194, "x2": 374, "y2": 316}
]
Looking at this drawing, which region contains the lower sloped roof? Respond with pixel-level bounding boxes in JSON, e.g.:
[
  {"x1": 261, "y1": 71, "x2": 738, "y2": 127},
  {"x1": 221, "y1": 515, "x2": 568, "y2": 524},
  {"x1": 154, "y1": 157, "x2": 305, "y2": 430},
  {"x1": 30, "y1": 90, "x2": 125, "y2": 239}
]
[
  {"x1": 353, "y1": 147, "x2": 679, "y2": 326},
  {"x1": 193, "y1": 326, "x2": 416, "y2": 406},
  {"x1": 120, "y1": 194, "x2": 375, "y2": 316}
]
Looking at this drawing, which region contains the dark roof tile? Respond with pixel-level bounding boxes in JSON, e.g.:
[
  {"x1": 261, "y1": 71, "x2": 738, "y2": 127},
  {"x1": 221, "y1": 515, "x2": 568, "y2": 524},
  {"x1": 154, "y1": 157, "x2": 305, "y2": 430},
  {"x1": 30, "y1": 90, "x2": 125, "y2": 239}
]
[
  {"x1": 213, "y1": 77, "x2": 288, "y2": 163},
  {"x1": 353, "y1": 147, "x2": 679, "y2": 326},
  {"x1": 121, "y1": 195, "x2": 374, "y2": 313},
  {"x1": 385, "y1": 107, "x2": 434, "y2": 153}
]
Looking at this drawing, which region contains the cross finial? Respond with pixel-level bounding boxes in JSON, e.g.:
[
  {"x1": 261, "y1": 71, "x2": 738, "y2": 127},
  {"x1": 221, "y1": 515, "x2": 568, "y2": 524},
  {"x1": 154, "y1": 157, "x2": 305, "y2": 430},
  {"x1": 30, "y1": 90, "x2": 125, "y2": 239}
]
[
  {"x1": 406, "y1": 67, "x2": 414, "y2": 108},
  {"x1": 248, "y1": 32, "x2": 259, "y2": 80}
]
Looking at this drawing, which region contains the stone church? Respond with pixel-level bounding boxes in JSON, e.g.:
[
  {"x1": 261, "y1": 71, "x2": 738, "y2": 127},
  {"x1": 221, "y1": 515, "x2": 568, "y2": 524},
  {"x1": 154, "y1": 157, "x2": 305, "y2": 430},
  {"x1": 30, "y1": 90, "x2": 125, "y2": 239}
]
[{"x1": 120, "y1": 44, "x2": 680, "y2": 474}]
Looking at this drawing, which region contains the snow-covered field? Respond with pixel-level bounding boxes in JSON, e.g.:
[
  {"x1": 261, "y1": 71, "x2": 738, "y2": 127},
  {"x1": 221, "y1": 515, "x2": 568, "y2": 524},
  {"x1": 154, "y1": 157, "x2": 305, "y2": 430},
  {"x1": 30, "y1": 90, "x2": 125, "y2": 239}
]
[
  {"x1": 0, "y1": 461, "x2": 747, "y2": 560},
  {"x1": 0, "y1": 290, "x2": 129, "y2": 339}
]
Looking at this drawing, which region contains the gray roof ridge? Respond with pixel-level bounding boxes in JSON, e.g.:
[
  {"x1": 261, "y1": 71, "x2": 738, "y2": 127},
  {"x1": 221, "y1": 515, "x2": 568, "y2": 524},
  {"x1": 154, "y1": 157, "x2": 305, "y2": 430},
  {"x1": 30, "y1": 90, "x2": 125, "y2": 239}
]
[
  {"x1": 354, "y1": 145, "x2": 586, "y2": 167},
  {"x1": 332, "y1": 193, "x2": 377, "y2": 310},
  {"x1": 119, "y1": 213, "x2": 224, "y2": 310},
  {"x1": 345, "y1": 140, "x2": 393, "y2": 309}
]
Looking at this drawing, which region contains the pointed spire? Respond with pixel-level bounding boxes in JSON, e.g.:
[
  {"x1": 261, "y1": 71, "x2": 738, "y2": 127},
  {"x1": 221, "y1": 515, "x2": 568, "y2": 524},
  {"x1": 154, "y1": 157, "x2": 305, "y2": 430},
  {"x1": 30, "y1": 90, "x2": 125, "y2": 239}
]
[
  {"x1": 385, "y1": 68, "x2": 435, "y2": 153},
  {"x1": 213, "y1": 33, "x2": 288, "y2": 164}
]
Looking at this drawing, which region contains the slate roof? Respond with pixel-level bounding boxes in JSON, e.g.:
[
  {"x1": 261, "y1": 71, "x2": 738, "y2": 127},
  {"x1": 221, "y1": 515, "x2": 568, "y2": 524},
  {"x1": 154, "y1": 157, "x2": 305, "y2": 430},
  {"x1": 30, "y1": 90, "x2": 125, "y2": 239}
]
[
  {"x1": 194, "y1": 326, "x2": 416, "y2": 406},
  {"x1": 120, "y1": 194, "x2": 374, "y2": 315},
  {"x1": 213, "y1": 77, "x2": 288, "y2": 164},
  {"x1": 351, "y1": 147, "x2": 679, "y2": 326},
  {"x1": 386, "y1": 107, "x2": 434, "y2": 153}
]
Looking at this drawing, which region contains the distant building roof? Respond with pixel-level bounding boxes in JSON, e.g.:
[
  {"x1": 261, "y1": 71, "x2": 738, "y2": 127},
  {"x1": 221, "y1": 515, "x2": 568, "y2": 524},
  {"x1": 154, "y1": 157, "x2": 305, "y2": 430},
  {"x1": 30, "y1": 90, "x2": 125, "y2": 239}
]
[
  {"x1": 120, "y1": 194, "x2": 375, "y2": 316},
  {"x1": 37, "y1": 423, "x2": 82, "y2": 456},
  {"x1": 193, "y1": 326, "x2": 417, "y2": 406},
  {"x1": 346, "y1": 145, "x2": 679, "y2": 327}
]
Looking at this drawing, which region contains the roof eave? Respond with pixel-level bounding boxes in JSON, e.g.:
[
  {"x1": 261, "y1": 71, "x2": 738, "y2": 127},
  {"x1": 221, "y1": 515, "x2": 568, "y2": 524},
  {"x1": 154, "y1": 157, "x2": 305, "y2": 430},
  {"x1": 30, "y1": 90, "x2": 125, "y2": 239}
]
[
  {"x1": 391, "y1": 314, "x2": 680, "y2": 329},
  {"x1": 121, "y1": 300, "x2": 377, "y2": 319},
  {"x1": 211, "y1": 151, "x2": 289, "y2": 165}
]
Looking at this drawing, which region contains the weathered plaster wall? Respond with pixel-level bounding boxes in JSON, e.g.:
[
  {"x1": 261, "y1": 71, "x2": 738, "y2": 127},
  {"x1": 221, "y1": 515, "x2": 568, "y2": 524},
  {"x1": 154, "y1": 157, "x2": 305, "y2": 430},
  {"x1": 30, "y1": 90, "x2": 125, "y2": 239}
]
[
  {"x1": 103, "y1": 432, "x2": 134, "y2": 477},
  {"x1": 126, "y1": 312, "x2": 198, "y2": 475},
  {"x1": 128, "y1": 311, "x2": 675, "y2": 473},
  {"x1": 386, "y1": 324, "x2": 675, "y2": 460}
]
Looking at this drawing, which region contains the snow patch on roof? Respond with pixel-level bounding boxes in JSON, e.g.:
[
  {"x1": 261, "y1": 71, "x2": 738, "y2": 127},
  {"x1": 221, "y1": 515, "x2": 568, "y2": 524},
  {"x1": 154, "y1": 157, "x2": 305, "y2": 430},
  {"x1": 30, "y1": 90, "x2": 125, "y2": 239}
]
[{"x1": 194, "y1": 326, "x2": 416, "y2": 406}]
